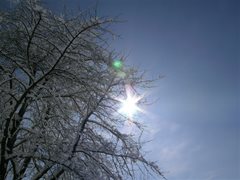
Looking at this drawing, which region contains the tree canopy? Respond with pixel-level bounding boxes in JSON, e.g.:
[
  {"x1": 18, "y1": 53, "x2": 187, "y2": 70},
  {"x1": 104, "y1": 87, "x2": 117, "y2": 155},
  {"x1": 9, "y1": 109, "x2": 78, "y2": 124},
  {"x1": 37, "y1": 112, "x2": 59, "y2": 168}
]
[{"x1": 0, "y1": 1, "x2": 165, "y2": 179}]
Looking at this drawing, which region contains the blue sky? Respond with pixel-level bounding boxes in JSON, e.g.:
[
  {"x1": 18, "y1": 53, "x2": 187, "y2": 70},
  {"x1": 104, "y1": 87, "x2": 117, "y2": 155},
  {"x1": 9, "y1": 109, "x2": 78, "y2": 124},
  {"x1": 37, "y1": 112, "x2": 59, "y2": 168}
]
[
  {"x1": 81, "y1": 1, "x2": 239, "y2": 179},
  {"x1": 74, "y1": 1, "x2": 239, "y2": 179},
  {"x1": 1, "y1": 0, "x2": 239, "y2": 179}
]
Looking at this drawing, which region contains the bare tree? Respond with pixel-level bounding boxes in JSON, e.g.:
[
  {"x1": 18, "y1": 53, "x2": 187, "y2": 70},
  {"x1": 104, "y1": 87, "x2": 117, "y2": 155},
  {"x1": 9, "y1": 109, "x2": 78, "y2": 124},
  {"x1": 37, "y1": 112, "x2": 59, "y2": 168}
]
[{"x1": 0, "y1": 0, "x2": 165, "y2": 179}]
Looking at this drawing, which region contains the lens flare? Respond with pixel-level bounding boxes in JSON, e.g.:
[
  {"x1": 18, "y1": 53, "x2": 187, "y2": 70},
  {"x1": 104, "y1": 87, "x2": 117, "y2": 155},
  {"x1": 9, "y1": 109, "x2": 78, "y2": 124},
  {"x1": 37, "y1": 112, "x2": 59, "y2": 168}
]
[{"x1": 112, "y1": 59, "x2": 123, "y2": 70}]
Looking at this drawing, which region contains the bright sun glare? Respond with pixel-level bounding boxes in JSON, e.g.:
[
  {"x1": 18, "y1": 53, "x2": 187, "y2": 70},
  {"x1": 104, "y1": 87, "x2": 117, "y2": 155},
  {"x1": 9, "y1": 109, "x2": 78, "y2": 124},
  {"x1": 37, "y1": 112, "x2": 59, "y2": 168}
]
[{"x1": 118, "y1": 85, "x2": 142, "y2": 118}]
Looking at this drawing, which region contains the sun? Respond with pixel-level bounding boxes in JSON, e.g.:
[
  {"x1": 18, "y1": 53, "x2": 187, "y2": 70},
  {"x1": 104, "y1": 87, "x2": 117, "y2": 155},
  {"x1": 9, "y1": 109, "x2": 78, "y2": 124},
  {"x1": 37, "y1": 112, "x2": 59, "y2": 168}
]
[{"x1": 118, "y1": 85, "x2": 142, "y2": 118}]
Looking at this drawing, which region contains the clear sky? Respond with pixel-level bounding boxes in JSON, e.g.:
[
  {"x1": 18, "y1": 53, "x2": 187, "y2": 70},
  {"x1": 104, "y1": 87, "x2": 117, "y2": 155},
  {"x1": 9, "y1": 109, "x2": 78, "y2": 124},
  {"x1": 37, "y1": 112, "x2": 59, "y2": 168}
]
[{"x1": 1, "y1": 0, "x2": 239, "y2": 179}]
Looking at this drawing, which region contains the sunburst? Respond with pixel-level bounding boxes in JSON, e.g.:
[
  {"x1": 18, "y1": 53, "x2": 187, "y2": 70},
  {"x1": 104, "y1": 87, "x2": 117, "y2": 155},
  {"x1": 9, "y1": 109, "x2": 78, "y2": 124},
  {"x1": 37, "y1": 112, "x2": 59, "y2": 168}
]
[{"x1": 118, "y1": 85, "x2": 143, "y2": 118}]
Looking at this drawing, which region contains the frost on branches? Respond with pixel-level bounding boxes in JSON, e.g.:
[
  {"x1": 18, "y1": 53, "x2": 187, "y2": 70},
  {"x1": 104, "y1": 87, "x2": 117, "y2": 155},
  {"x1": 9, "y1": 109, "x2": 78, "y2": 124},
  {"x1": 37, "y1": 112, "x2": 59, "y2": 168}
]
[{"x1": 0, "y1": 1, "x2": 165, "y2": 179}]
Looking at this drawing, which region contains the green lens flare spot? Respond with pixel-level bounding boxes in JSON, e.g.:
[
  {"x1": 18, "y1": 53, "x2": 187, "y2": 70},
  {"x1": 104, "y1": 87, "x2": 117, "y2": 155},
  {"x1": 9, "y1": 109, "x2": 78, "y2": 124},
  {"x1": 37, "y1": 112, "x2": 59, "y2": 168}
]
[{"x1": 112, "y1": 60, "x2": 123, "y2": 70}]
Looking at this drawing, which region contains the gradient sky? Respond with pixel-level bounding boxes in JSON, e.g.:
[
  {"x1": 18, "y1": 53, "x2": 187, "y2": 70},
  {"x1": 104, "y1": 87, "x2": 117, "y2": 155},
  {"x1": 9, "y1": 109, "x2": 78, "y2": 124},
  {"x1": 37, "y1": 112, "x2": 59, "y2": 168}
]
[{"x1": 1, "y1": 0, "x2": 239, "y2": 179}]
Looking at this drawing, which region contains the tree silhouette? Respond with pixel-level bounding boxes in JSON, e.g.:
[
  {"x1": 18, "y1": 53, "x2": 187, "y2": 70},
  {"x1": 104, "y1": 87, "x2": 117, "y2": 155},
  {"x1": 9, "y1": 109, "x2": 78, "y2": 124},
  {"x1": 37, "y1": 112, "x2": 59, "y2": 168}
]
[{"x1": 0, "y1": 1, "x2": 165, "y2": 179}]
